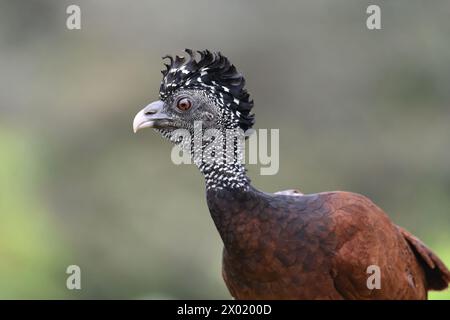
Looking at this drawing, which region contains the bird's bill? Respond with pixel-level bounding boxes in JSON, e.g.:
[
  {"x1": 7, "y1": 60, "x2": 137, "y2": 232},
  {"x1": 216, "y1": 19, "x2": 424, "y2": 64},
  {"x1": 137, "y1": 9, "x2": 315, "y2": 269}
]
[{"x1": 133, "y1": 100, "x2": 171, "y2": 133}]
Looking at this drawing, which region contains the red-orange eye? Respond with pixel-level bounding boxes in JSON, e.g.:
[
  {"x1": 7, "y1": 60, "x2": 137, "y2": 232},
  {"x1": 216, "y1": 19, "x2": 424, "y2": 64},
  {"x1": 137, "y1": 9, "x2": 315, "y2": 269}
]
[{"x1": 176, "y1": 98, "x2": 192, "y2": 111}]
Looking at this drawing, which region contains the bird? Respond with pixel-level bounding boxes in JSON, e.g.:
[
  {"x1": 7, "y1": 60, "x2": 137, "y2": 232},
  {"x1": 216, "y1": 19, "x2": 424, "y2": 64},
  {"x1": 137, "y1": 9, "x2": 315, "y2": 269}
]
[{"x1": 133, "y1": 49, "x2": 450, "y2": 299}]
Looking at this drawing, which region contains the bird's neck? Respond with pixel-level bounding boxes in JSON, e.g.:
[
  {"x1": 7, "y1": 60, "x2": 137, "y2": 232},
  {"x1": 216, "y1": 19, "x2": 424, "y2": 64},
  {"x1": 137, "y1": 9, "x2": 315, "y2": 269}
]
[
  {"x1": 199, "y1": 160, "x2": 250, "y2": 191},
  {"x1": 178, "y1": 125, "x2": 250, "y2": 191},
  {"x1": 193, "y1": 135, "x2": 251, "y2": 191},
  {"x1": 195, "y1": 134, "x2": 262, "y2": 253}
]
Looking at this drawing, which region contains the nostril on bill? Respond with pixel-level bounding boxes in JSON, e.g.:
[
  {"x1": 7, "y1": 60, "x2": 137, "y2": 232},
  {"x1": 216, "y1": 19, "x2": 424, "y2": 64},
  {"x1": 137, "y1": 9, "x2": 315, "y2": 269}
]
[{"x1": 145, "y1": 109, "x2": 157, "y2": 115}]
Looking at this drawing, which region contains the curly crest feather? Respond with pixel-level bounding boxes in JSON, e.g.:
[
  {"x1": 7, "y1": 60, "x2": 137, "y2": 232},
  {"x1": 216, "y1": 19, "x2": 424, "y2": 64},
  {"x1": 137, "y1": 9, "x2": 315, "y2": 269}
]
[{"x1": 159, "y1": 49, "x2": 255, "y2": 131}]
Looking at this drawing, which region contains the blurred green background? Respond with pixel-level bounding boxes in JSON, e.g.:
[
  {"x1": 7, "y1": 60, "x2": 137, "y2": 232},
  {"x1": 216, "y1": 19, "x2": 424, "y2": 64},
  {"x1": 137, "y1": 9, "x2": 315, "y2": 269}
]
[{"x1": 0, "y1": 0, "x2": 449, "y2": 299}]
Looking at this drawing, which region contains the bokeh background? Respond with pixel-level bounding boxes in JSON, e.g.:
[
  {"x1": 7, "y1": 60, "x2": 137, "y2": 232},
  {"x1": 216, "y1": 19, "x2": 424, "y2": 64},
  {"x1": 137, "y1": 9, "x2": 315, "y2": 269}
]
[{"x1": 0, "y1": 0, "x2": 449, "y2": 299}]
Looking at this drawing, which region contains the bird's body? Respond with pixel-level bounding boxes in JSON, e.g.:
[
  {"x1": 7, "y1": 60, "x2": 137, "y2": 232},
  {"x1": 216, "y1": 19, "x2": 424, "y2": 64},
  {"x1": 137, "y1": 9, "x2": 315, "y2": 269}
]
[
  {"x1": 209, "y1": 186, "x2": 449, "y2": 299},
  {"x1": 133, "y1": 49, "x2": 450, "y2": 299}
]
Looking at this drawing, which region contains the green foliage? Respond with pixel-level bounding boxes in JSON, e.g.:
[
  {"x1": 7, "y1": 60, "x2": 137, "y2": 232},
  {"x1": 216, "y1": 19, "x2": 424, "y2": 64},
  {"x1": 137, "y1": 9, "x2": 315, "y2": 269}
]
[{"x1": 0, "y1": 130, "x2": 69, "y2": 298}]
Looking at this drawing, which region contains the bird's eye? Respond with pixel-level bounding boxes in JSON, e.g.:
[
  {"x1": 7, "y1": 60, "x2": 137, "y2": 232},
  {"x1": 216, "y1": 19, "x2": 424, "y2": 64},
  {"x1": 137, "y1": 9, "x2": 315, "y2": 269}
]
[{"x1": 176, "y1": 98, "x2": 192, "y2": 111}]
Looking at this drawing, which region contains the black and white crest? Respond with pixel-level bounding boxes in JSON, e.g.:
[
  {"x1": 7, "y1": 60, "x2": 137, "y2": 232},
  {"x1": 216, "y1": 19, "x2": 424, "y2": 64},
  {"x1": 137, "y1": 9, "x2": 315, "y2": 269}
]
[{"x1": 159, "y1": 49, "x2": 255, "y2": 131}]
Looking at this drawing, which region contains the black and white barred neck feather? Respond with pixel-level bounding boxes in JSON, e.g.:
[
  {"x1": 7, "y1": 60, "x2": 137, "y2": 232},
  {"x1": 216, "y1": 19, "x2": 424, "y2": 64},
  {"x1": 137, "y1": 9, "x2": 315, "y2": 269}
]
[{"x1": 160, "y1": 49, "x2": 255, "y2": 132}]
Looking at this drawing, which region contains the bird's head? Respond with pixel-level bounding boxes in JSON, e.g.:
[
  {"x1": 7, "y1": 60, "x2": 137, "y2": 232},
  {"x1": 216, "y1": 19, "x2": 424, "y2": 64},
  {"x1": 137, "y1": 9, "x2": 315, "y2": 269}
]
[{"x1": 133, "y1": 49, "x2": 254, "y2": 144}]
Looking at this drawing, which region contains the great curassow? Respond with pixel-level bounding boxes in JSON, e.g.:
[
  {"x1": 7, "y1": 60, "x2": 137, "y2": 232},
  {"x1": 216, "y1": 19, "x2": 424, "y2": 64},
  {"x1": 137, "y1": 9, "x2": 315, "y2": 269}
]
[{"x1": 133, "y1": 49, "x2": 450, "y2": 299}]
